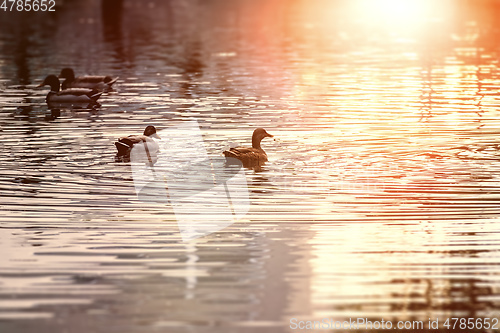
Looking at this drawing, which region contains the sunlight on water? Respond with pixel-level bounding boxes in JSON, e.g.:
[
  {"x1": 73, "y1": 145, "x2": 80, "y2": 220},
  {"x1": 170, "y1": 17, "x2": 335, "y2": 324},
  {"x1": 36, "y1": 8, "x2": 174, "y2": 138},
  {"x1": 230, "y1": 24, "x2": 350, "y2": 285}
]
[{"x1": 351, "y1": 0, "x2": 441, "y2": 26}]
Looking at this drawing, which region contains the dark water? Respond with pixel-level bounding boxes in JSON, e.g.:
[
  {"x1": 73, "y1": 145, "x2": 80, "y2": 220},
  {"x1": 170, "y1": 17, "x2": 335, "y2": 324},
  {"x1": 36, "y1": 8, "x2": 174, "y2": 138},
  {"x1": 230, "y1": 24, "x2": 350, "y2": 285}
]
[{"x1": 2, "y1": 0, "x2": 500, "y2": 332}]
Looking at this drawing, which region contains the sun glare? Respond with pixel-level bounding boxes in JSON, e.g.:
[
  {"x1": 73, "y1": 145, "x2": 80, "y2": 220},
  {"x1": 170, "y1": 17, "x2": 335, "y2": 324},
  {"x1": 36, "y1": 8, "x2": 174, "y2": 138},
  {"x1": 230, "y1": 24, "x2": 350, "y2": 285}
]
[{"x1": 353, "y1": 0, "x2": 434, "y2": 27}]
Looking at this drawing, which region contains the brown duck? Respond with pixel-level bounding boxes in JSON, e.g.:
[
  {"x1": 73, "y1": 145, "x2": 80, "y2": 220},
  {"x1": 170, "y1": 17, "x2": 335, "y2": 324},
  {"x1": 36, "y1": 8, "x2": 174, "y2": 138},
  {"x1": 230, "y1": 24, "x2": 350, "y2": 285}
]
[
  {"x1": 37, "y1": 75, "x2": 103, "y2": 104},
  {"x1": 223, "y1": 128, "x2": 273, "y2": 165},
  {"x1": 59, "y1": 68, "x2": 118, "y2": 91}
]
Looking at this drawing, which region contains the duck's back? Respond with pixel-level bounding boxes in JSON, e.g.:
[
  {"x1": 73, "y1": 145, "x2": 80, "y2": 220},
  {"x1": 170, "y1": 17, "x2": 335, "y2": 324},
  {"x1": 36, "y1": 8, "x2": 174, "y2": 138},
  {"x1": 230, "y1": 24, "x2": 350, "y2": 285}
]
[
  {"x1": 223, "y1": 147, "x2": 268, "y2": 162},
  {"x1": 119, "y1": 135, "x2": 148, "y2": 146},
  {"x1": 79, "y1": 75, "x2": 114, "y2": 83},
  {"x1": 116, "y1": 135, "x2": 158, "y2": 157},
  {"x1": 57, "y1": 88, "x2": 96, "y2": 96},
  {"x1": 62, "y1": 76, "x2": 118, "y2": 90}
]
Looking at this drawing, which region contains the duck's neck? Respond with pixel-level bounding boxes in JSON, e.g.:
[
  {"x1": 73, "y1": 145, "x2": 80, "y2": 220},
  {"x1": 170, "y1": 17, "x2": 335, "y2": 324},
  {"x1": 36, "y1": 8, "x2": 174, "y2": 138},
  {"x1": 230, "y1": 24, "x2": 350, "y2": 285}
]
[
  {"x1": 49, "y1": 82, "x2": 60, "y2": 92},
  {"x1": 46, "y1": 91, "x2": 56, "y2": 101},
  {"x1": 252, "y1": 135, "x2": 262, "y2": 149}
]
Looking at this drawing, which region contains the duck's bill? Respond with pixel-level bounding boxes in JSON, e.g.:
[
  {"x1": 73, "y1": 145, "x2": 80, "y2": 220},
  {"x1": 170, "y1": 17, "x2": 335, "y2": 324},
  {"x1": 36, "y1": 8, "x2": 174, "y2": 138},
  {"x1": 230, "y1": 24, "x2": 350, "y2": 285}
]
[
  {"x1": 267, "y1": 133, "x2": 274, "y2": 138},
  {"x1": 36, "y1": 83, "x2": 45, "y2": 87},
  {"x1": 151, "y1": 133, "x2": 161, "y2": 139}
]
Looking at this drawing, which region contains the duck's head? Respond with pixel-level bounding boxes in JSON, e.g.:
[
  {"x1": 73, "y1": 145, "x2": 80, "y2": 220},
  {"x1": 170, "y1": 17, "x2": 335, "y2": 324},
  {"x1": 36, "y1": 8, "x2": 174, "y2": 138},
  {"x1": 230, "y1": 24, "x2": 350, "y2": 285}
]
[
  {"x1": 144, "y1": 125, "x2": 160, "y2": 139},
  {"x1": 252, "y1": 128, "x2": 273, "y2": 149},
  {"x1": 37, "y1": 75, "x2": 60, "y2": 92},
  {"x1": 59, "y1": 68, "x2": 75, "y2": 80}
]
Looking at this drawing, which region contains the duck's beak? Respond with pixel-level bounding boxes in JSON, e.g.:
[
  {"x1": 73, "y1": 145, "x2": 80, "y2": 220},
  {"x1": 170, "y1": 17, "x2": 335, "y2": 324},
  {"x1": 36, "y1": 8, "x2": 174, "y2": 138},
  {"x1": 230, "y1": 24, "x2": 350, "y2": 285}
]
[
  {"x1": 36, "y1": 82, "x2": 45, "y2": 88},
  {"x1": 151, "y1": 133, "x2": 161, "y2": 139},
  {"x1": 266, "y1": 133, "x2": 274, "y2": 138}
]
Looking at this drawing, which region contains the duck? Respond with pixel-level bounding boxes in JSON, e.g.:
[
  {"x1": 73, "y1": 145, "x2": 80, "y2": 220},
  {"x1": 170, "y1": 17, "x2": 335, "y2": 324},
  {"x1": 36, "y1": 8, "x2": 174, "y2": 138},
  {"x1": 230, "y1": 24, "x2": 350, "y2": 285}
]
[
  {"x1": 59, "y1": 68, "x2": 118, "y2": 91},
  {"x1": 115, "y1": 125, "x2": 160, "y2": 162},
  {"x1": 37, "y1": 75, "x2": 103, "y2": 105},
  {"x1": 223, "y1": 128, "x2": 274, "y2": 166}
]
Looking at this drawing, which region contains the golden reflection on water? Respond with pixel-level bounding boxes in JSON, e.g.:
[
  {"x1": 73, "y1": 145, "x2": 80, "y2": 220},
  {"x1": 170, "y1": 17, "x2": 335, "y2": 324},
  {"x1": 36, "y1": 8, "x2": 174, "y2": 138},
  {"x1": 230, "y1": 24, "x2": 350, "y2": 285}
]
[{"x1": 309, "y1": 222, "x2": 444, "y2": 318}]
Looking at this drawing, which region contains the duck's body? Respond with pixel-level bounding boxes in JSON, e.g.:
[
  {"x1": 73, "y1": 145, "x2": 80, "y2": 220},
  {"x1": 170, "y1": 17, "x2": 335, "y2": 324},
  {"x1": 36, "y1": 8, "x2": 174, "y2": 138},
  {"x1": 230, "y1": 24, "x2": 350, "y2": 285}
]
[
  {"x1": 59, "y1": 68, "x2": 118, "y2": 91},
  {"x1": 38, "y1": 75, "x2": 102, "y2": 104},
  {"x1": 46, "y1": 88, "x2": 102, "y2": 103},
  {"x1": 223, "y1": 128, "x2": 273, "y2": 166},
  {"x1": 115, "y1": 126, "x2": 160, "y2": 161},
  {"x1": 224, "y1": 146, "x2": 269, "y2": 162}
]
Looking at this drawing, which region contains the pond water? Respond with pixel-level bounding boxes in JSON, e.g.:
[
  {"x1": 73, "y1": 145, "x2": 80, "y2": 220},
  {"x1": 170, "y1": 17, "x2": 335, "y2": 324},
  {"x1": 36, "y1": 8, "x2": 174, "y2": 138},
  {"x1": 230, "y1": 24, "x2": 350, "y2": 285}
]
[{"x1": 1, "y1": 0, "x2": 500, "y2": 332}]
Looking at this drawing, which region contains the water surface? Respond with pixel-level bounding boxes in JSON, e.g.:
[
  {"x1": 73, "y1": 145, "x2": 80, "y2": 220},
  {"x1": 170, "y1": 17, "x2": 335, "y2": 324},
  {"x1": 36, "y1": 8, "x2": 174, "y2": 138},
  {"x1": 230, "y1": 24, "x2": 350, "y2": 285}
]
[{"x1": 1, "y1": 0, "x2": 500, "y2": 332}]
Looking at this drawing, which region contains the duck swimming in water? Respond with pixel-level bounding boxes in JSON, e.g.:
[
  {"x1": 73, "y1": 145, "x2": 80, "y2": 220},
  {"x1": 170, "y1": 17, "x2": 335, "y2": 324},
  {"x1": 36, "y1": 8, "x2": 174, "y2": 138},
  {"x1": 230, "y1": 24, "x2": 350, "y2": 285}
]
[
  {"x1": 59, "y1": 68, "x2": 118, "y2": 91},
  {"x1": 223, "y1": 128, "x2": 273, "y2": 166},
  {"x1": 115, "y1": 125, "x2": 160, "y2": 163},
  {"x1": 37, "y1": 75, "x2": 103, "y2": 105}
]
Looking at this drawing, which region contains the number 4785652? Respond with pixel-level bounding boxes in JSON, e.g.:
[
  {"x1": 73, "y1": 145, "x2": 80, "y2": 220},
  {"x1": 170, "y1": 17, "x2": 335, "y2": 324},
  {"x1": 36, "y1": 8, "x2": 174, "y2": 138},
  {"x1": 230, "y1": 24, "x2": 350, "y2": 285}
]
[{"x1": 1, "y1": 0, "x2": 56, "y2": 11}]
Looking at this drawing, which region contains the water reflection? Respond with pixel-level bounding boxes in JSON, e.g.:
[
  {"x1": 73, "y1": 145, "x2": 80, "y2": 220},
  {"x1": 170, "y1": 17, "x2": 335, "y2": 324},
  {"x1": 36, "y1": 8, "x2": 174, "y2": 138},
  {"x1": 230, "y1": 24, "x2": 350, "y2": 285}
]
[
  {"x1": 13, "y1": 14, "x2": 31, "y2": 86},
  {"x1": 101, "y1": 0, "x2": 124, "y2": 63}
]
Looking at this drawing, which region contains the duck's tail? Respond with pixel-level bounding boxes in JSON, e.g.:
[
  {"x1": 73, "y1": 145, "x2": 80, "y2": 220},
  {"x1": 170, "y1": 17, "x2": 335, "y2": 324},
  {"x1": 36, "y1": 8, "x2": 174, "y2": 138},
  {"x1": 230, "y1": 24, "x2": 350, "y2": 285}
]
[
  {"x1": 223, "y1": 150, "x2": 241, "y2": 160},
  {"x1": 89, "y1": 90, "x2": 103, "y2": 101},
  {"x1": 223, "y1": 150, "x2": 234, "y2": 158},
  {"x1": 105, "y1": 77, "x2": 119, "y2": 86},
  {"x1": 115, "y1": 139, "x2": 132, "y2": 156}
]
